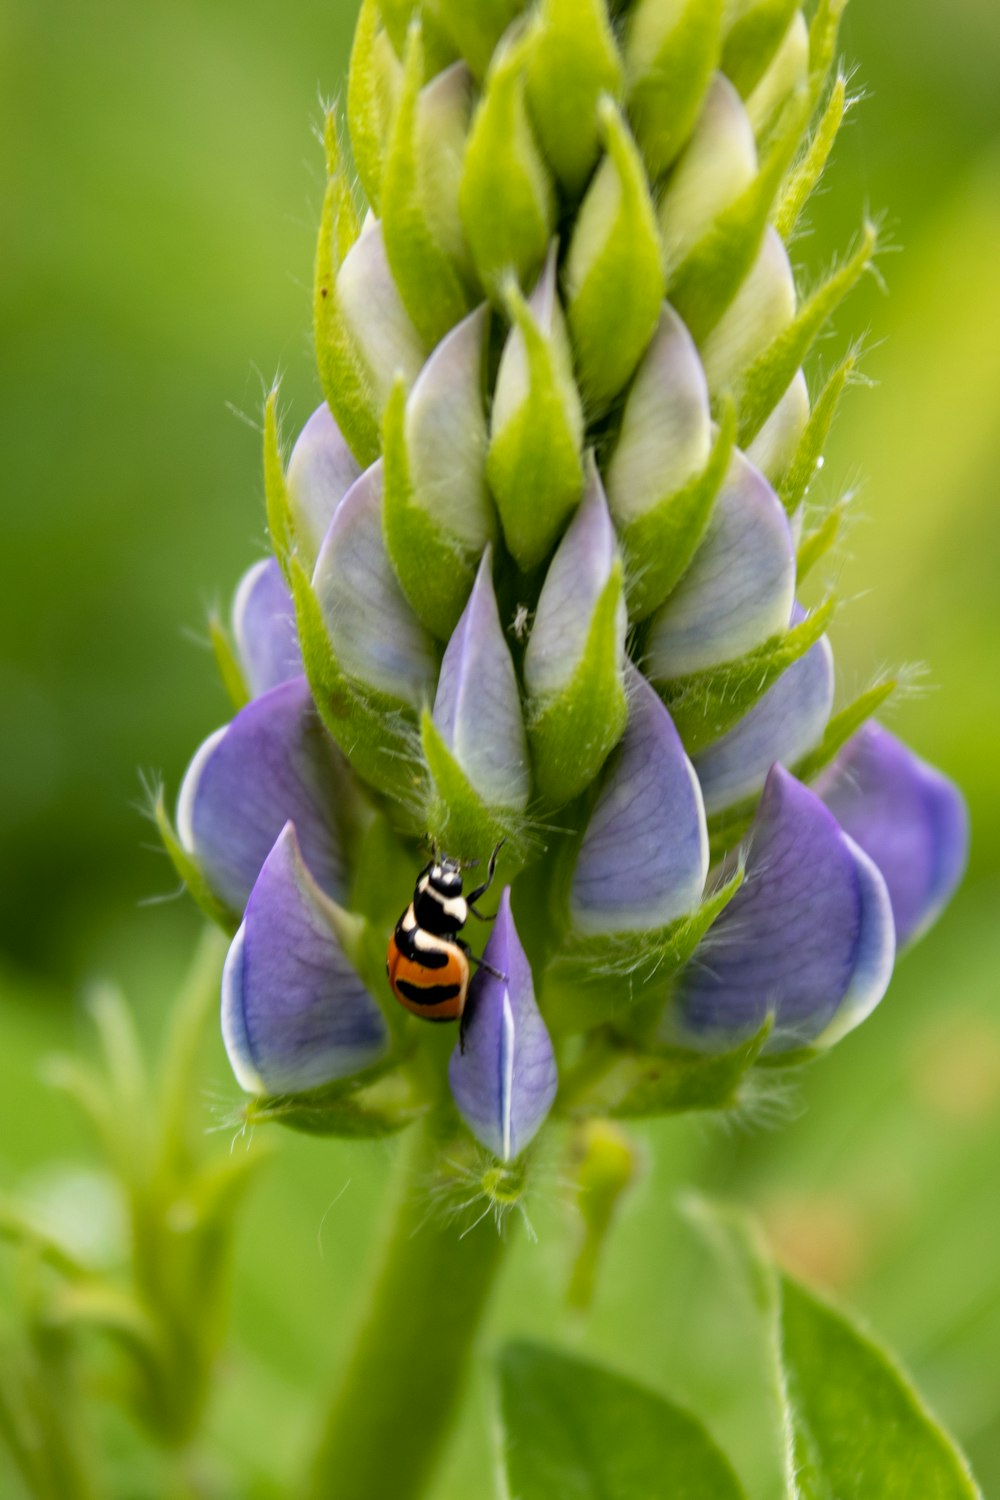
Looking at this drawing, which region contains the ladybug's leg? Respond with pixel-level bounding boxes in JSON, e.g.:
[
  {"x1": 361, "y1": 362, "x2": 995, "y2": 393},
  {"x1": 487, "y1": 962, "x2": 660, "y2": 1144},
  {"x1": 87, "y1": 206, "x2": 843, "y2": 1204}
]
[
  {"x1": 458, "y1": 938, "x2": 507, "y2": 984},
  {"x1": 466, "y1": 838, "x2": 506, "y2": 910}
]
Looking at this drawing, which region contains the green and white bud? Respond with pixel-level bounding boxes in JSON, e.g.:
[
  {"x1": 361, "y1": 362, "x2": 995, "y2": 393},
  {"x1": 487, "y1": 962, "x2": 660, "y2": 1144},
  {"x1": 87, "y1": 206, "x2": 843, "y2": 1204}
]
[
  {"x1": 524, "y1": 0, "x2": 624, "y2": 197},
  {"x1": 459, "y1": 35, "x2": 555, "y2": 295},
  {"x1": 487, "y1": 247, "x2": 584, "y2": 569},
  {"x1": 383, "y1": 304, "x2": 495, "y2": 639},
  {"x1": 658, "y1": 73, "x2": 757, "y2": 271}
]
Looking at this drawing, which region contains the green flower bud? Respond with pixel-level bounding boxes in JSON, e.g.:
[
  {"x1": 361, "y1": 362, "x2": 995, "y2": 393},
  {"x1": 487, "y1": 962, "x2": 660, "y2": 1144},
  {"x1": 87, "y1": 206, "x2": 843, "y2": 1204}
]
[
  {"x1": 524, "y1": 0, "x2": 624, "y2": 197},
  {"x1": 346, "y1": 0, "x2": 403, "y2": 214},
  {"x1": 382, "y1": 304, "x2": 495, "y2": 639},
  {"x1": 564, "y1": 96, "x2": 665, "y2": 413},
  {"x1": 624, "y1": 0, "x2": 723, "y2": 179},
  {"x1": 382, "y1": 36, "x2": 477, "y2": 347},
  {"x1": 487, "y1": 248, "x2": 585, "y2": 569},
  {"x1": 658, "y1": 73, "x2": 757, "y2": 272},
  {"x1": 459, "y1": 35, "x2": 555, "y2": 295}
]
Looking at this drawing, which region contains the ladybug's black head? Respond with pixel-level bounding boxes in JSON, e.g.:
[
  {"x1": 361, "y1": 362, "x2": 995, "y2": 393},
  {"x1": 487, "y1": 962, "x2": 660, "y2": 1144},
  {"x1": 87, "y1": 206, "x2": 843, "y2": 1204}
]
[{"x1": 427, "y1": 858, "x2": 463, "y2": 898}]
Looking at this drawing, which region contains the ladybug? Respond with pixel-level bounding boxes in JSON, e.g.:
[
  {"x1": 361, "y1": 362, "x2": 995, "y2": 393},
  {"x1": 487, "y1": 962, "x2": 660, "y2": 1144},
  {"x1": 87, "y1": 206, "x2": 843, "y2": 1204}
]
[{"x1": 387, "y1": 840, "x2": 506, "y2": 1047}]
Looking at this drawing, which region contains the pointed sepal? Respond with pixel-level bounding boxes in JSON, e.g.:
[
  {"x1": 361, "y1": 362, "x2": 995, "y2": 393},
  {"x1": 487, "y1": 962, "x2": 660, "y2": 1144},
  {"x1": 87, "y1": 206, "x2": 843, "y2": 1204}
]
[
  {"x1": 524, "y1": 0, "x2": 624, "y2": 197},
  {"x1": 624, "y1": 0, "x2": 723, "y2": 179},
  {"x1": 523, "y1": 458, "x2": 627, "y2": 806},
  {"x1": 346, "y1": 0, "x2": 403, "y2": 214}
]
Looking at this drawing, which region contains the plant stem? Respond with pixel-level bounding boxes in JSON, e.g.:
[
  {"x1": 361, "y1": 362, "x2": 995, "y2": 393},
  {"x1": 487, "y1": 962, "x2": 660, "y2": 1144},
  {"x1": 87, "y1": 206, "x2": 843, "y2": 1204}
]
[{"x1": 308, "y1": 1119, "x2": 511, "y2": 1500}]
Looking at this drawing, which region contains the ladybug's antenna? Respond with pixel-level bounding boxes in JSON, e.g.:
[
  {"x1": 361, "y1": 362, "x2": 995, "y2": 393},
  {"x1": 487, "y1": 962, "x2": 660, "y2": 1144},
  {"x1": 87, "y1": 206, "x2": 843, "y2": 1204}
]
[{"x1": 467, "y1": 838, "x2": 506, "y2": 909}]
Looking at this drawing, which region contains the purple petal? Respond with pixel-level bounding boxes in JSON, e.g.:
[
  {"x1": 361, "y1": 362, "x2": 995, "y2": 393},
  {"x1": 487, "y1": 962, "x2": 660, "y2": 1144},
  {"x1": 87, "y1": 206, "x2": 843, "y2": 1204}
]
[
  {"x1": 665, "y1": 765, "x2": 895, "y2": 1053},
  {"x1": 606, "y1": 304, "x2": 712, "y2": 526},
  {"x1": 433, "y1": 549, "x2": 530, "y2": 809},
  {"x1": 646, "y1": 449, "x2": 794, "y2": 679},
  {"x1": 571, "y1": 670, "x2": 708, "y2": 933},
  {"x1": 818, "y1": 724, "x2": 969, "y2": 948},
  {"x1": 222, "y1": 823, "x2": 388, "y2": 1095},
  {"x1": 231, "y1": 558, "x2": 303, "y2": 698},
  {"x1": 448, "y1": 889, "x2": 557, "y2": 1161},
  {"x1": 312, "y1": 461, "x2": 439, "y2": 708},
  {"x1": 286, "y1": 404, "x2": 361, "y2": 568},
  {"x1": 523, "y1": 455, "x2": 625, "y2": 700},
  {"x1": 177, "y1": 677, "x2": 348, "y2": 914},
  {"x1": 692, "y1": 629, "x2": 834, "y2": 814}
]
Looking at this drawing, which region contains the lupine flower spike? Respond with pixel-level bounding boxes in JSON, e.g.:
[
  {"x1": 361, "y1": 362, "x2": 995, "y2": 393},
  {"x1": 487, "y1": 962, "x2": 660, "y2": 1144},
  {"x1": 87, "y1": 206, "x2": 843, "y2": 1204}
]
[{"x1": 164, "y1": 0, "x2": 967, "y2": 1200}]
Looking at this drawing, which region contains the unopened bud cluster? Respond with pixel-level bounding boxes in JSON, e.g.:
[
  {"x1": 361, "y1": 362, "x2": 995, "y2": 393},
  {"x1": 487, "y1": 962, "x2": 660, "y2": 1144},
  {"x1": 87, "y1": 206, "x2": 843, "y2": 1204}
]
[{"x1": 161, "y1": 0, "x2": 967, "y2": 1171}]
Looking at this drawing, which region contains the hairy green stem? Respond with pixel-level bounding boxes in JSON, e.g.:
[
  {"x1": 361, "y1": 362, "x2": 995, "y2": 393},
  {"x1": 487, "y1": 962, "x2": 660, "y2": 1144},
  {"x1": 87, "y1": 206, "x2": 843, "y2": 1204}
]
[{"x1": 308, "y1": 1119, "x2": 511, "y2": 1500}]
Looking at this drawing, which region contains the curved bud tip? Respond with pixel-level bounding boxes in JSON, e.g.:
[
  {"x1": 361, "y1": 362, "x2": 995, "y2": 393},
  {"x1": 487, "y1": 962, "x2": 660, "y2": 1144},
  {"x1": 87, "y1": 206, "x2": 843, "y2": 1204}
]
[
  {"x1": 177, "y1": 677, "x2": 348, "y2": 916},
  {"x1": 222, "y1": 823, "x2": 388, "y2": 1096},
  {"x1": 571, "y1": 671, "x2": 708, "y2": 934},
  {"x1": 433, "y1": 549, "x2": 531, "y2": 810},
  {"x1": 232, "y1": 558, "x2": 303, "y2": 699},
  {"x1": 665, "y1": 765, "x2": 896, "y2": 1054},
  {"x1": 819, "y1": 724, "x2": 969, "y2": 949},
  {"x1": 286, "y1": 404, "x2": 361, "y2": 568},
  {"x1": 448, "y1": 889, "x2": 557, "y2": 1162}
]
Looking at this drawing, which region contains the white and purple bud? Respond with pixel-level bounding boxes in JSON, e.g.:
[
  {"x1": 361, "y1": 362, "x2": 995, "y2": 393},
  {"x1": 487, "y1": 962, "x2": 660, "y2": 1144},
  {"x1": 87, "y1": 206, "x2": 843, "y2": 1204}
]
[
  {"x1": 448, "y1": 889, "x2": 557, "y2": 1161},
  {"x1": 646, "y1": 449, "x2": 794, "y2": 679},
  {"x1": 691, "y1": 608, "x2": 834, "y2": 814},
  {"x1": 312, "y1": 461, "x2": 439, "y2": 710},
  {"x1": 700, "y1": 227, "x2": 797, "y2": 397},
  {"x1": 231, "y1": 559, "x2": 302, "y2": 699},
  {"x1": 664, "y1": 765, "x2": 896, "y2": 1054},
  {"x1": 818, "y1": 724, "x2": 970, "y2": 949},
  {"x1": 571, "y1": 670, "x2": 708, "y2": 934},
  {"x1": 222, "y1": 823, "x2": 388, "y2": 1096},
  {"x1": 177, "y1": 677, "x2": 349, "y2": 917},
  {"x1": 285, "y1": 404, "x2": 361, "y2": 569},
  {"x1": 432, "y1": 550, "x2": 530, "y2": 812},
  {"x1": 524, "y1": 457, "x2": 628, "y2": 804}
]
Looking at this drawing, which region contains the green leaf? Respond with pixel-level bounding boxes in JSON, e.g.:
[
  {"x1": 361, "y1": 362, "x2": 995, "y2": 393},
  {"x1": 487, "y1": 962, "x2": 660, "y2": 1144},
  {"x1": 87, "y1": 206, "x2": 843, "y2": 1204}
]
[
  {"x1": 208, "y1": 610, "x2": 249, "y2": 711},
  {"x1": 736, "y1": 223, "x2": 877, "y2": 447},
  {"x1": 668, "y1": 88, "x2": 806, "y2": 343},
  {"x1": 346, "y1": 0, "x2": 402, "y2": 214},
  {"x1": 658, "y1": 599, "x2": 835, "y2": 754},
  {"x1": 497, "y1": 1341, "x2": 748, "y2": 1499},
  {"x1": 795, "y1": 501, "x2": 843, "y2": 582},
  {"x1": 722, "y1": 0, "x2": 799, "y2": 100},
  {"x1": 154, "y1": 786, "x2": 237, "y2": 932},
  {"x1": 313, "y1": 112, "x2": 380, "y2": 467},
  {"x1": 459, "y1": 38, "x2": 554, "y2": 295},
  {"x1": 781, "y1": 1278, "x2": 982, "y2": 1498},
  {"x1": 778, "y1": 349, "x2": 857, "y2": 515},
  {"x1": 289, "y1": 557, "x2": 427, "y2": 812},
  {"x1": 565, "y1": 98, "x2": 665, "y2": 414},
  {"x1": 487, "y1": 267, "x2": 584, "y2": 569},
  {"x1": 621, "y1": 405, "x2": 735, "y2": 621},
  {"x1": 774, "y1": 73, "x2": 848, "y2": 241},
  {"x1": 624, "y1": 0, "x2": 723, "y2": 179},
  {"x1": 525, "y1": 0, "x2": 624, "y2": 197},
  {"x1": 544, "y1": 870, "x2": 742, "y2": 1036},
  {"x1": 420, "y1": 711, "x2": 534, "y2": 871},
  {"x1": 527, "y1": 564, "x2": 627, "y2": 807},
  {"x1": 382, "y1": 379, "x2": 479, "y2": 639},
  {"x1": 263, "y1": 387, "x2": 293, "y2": 576},
  {"x1": 381, "y1": 33, "x2": 476, "y2": 348},
  {"x1": 560, "y1": 1020, "x2": 770, "y2": 1120},
  {"x1": 245, "y1": 1066, "x2": 427, "y2": 1139}
]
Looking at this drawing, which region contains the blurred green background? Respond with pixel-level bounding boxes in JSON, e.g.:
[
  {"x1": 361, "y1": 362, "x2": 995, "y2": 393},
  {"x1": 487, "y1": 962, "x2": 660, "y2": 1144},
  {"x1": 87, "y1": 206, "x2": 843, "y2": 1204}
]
[{"x1": 2, "y1": 0, "x2": 999, "y2": 1494}]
